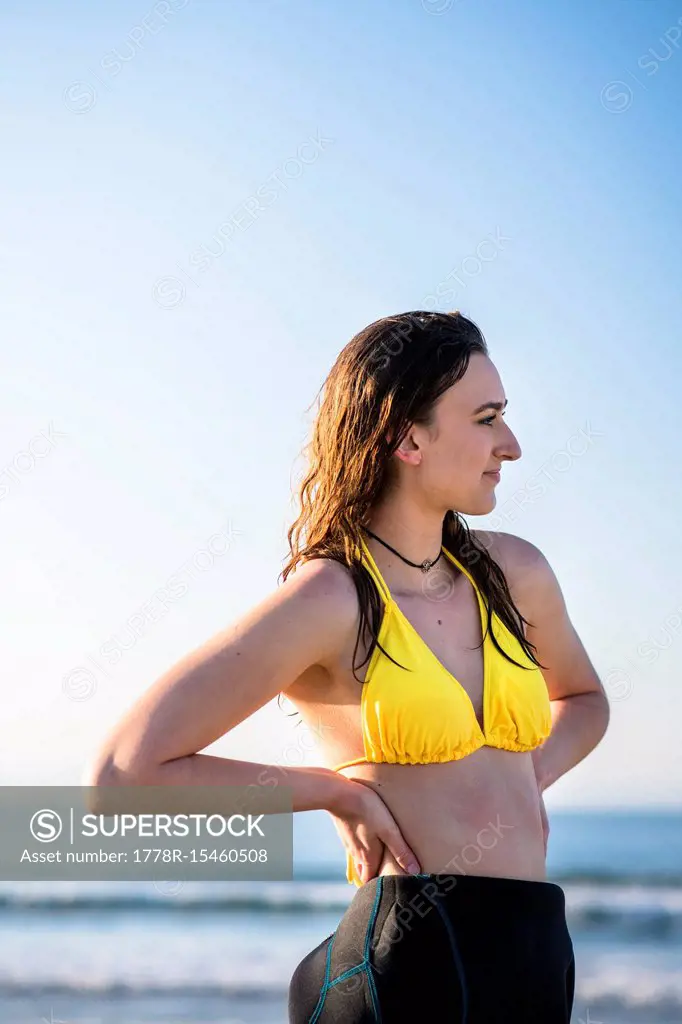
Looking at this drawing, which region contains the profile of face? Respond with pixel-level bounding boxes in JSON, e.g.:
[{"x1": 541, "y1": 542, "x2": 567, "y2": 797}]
[{"x1": 391, "y1": 353, "x2": 522, "y2": 515}]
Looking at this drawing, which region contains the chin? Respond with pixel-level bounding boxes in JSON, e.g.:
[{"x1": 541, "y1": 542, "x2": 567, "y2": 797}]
[{"x1": 451, "y1": 494, "x2": 496, "y2": 516}]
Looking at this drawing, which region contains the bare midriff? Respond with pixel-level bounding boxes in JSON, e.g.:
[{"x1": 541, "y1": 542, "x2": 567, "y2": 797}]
[{"x1": 333, "y1": 748, "x2": 547, "y2": 881}]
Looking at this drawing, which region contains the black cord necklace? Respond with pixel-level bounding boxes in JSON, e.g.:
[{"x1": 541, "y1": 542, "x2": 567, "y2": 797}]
[{"x1": 363, "y1": 526, "x2": 443, "y2": 574}]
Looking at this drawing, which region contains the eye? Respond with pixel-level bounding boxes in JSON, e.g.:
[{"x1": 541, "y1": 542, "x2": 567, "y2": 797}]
[{"x1": 478, "y1": 411, "x2": 506, "y2": 426}]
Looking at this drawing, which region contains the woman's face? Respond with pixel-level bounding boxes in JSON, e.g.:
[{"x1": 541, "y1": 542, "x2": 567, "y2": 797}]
[{"x1": 397, "y1": 352, "x2": 522, "y2": 515}]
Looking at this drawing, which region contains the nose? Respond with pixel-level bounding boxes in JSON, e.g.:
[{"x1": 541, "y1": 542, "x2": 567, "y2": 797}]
[{"x1": 497, "y1": 424, "x2": 522, "y2": 463}]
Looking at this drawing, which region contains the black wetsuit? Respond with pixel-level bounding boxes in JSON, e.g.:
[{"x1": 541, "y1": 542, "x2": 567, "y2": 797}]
[{"x1": 288, "y1": 872, "x2": 575, "y2": 1023}]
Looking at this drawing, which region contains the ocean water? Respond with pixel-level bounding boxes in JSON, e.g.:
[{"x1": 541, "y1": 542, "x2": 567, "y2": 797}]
[{"x1": 0, "y1": 809, "x2": 680, "y2": 1024}]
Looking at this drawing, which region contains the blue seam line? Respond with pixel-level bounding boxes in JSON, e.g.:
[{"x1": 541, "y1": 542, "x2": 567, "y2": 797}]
[
  {"x1": 365, "y1": 963, "x2": 381, "y2": 1022},
  {"x1": 364, "y1": 876, "x2": 384, "y2": 959},
  {"x1": 364, "y1": 877, "x2": 384, "y2": 1022},
  {"x1": 308, "y1": 878, "x2": 384, "y2": 1023},
  {"x1": 432, "y1": 895, "x2": 469, "y2": 1024},
  {"x1": 307, "y1": 929, "x2": 336, "y2": 1024},
  {"x1": 328, "y1": 965, "x2": 365, "y2": 986}
]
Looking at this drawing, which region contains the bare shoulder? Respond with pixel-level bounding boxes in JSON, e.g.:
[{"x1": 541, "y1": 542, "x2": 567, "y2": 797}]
[
  {"x1": 289, "y1": 554, "x2": 360, "y2": 608},
  {"x1": 472, "y1": 533, "x2": 606, "y2": 704},
  {"x1": 87, "y1": 553, "x2": 365, "y2": 781},
  {"x1": 471, "y1": 529, "x2": 552, "y2": 602},
  {"x1": 279, "y1": 555, "x2": 361, "y2": 675}
]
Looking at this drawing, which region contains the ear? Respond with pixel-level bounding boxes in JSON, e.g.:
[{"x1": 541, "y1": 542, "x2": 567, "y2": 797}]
[
  {"x1": 386, "y1": 421, "x2": 409, "y2": 447},
  {"x1": 393, "y1": 431, "x2": 422, "y2": 466}
]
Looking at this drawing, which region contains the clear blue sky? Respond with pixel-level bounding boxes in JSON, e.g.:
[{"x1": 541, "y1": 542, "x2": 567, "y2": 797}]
[{"x1": 1, "y1": 0, "x2": 681, "y2": 807}]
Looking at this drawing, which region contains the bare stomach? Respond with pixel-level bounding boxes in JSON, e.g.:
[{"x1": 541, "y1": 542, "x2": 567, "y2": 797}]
[{"x1": 335, "y1": 746, "x2": 547, "y2": 882}]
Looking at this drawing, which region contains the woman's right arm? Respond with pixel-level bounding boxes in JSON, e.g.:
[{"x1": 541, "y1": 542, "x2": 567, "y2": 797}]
[
  {"x1": 84, "y1": 557, "x2": 419, "y2": 884},
  {"x1": 84, "y1": 558, "x2": 358, "y2": 814},
  {"x1": 84, "y1": 556, "x2": 421, "y2": 879}
]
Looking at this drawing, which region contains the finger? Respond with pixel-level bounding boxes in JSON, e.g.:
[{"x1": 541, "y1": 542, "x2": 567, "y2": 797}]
[
  {"x1": 358, "y1": 860, "x2": 376, "y2": 883},
  {"x1": 354, "y1": 853, "x2": 377, "y2": 884},
  {"x1": 381, "y1": 831, "x2": 420, "y2": 874},
  {"x1": 351, "y1": 838, "x2": 376, "y2": 882},
  {"x1": 364, "y1": 841, "x2": 384, "y2": 880}
]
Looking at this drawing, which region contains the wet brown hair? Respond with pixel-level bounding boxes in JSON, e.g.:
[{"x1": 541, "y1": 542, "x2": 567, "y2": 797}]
[{"x1": 278, "y1": 310, "x2": 545, "y2": 716}]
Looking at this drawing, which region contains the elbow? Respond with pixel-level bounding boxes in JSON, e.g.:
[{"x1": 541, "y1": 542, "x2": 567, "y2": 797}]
[
  {"x1": 82, "y1": 752, "x2": 158, "y2": 815},
  {"x1": 591, "y1": 688, "x2": 611, "y2": 747}
]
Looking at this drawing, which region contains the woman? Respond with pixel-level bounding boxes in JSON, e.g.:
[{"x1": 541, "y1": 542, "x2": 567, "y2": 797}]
[{"x1": 89, "y1": 310, "x2": 610, "y2": 1022}]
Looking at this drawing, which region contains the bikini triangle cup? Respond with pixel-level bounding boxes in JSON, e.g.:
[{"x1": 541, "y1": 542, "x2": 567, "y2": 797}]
[
  {"x1": 332, "y1": 534, "x2": 553, "y2": 771},
  {"x1": 358, "y1": 534, "x2": 489, "y2": 728}
]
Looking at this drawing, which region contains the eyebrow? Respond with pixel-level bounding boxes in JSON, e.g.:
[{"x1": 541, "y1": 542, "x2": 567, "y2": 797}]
[{"x1": 472, "y1": 399, "x2": 508, "y2": 415}]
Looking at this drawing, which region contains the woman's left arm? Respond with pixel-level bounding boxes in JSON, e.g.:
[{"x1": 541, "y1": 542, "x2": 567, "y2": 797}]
[{"x1": 501, "y1": 534, "x2": 611, "y2": 793}]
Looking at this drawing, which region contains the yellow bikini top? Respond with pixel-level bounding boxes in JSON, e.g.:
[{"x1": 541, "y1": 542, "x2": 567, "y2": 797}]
[{"x1": 333, "y1": 535, "x2": 552, "y2": 886}]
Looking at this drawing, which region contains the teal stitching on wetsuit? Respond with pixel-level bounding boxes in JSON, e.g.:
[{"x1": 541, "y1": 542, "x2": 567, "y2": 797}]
[
  {"x1": 364, "y1": 958, "x2": 381, "y2": 1020},
  {"x1": 307, "y1": 930, "x2": 336, "y2": 1024},
  {"x1": 432, "y1": 892, "x2": 469, "y2": 1023},
  {"x1": 363, "y1": 878, "x2": 383, "y2": 1021},
  {"x1": 328, "y1": 964, "x2": 365, "y2": 985},
  {"x1": 310, "y1": 877, "x2": 384, "y2": 1023}
]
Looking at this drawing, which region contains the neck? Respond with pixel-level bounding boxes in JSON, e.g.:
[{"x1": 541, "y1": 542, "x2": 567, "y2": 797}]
[{"x1": 362, "y1": 505, "x2": 454, "y2": 597}]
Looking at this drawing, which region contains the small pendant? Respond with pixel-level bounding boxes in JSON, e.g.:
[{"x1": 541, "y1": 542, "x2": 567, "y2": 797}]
[{"x1": 421, "y1": 560, "x2": 432, "y2": 573}]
